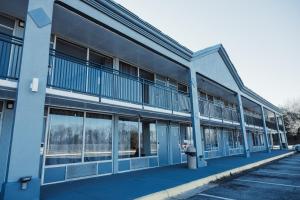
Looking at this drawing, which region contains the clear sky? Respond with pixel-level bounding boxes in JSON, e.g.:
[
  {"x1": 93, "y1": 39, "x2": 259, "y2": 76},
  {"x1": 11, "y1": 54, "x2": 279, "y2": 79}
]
[{"x1": 114, "y1": 0, "x2": 300, "y2": 107}]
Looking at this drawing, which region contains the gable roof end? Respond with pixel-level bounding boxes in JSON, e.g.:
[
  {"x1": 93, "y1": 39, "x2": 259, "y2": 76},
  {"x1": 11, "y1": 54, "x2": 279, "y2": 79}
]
[{"x1": 192, "y1": 44, "x2": 282, "y2": 114}]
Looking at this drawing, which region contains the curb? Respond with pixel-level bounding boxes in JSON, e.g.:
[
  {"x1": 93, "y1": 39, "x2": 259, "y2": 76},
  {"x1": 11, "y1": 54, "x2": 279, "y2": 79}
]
[{"x1": 136, "y1": 151, "x2": 295, "y2": 200}]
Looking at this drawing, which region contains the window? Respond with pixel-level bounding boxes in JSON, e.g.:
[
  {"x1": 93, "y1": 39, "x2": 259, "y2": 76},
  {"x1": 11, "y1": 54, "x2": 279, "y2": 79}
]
[
  {"x1": 140, "y1": 69, "x2": 154, "y2": 104},
  {"x1": 140, "y1": 119, "x2": 157, "y2": 156},
  {"x1": 228, "y1": 129, "x2": 242, "y2": 149},
  {"x1": 89, "y1": 51, "x2": 113, "y2": 68},
  {"x1": 0, "y1": 14, "x2": 14, "y2": 35},
  {"x1": 207, "y1": 95, "x2": 214, "y2": 102},
  {"x1": 178, "y1": 83, "x2": 188, "y2": 93},
  {"x1": 46, "y1": 109, "x2": 84, "y2": 165},
  {"x1": 118, "y1": 117, "x2": 139, "y2": 158},
  {"x1": 56, "y1": 38, "x2": 87, "y2": 60},
  {"x1": 200, "y1": 91, "x2": 207, "y2": 100},
  {"x1": 180, "y1": 125, "x2": 193, "y2": 152},
  {"x1": 203, "y1": 127, "x2": 218, "y2": 151},
  {"x1": 119, "y1": 61, "x2": 138, "y2": 76},
  {"x1": 84, "y1": 113, "x2": 112, "y2": 162}
]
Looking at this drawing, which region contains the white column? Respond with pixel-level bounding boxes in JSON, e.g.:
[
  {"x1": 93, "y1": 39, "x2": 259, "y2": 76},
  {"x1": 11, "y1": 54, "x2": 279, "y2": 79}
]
[
  {"x1": 237, "y1": 94, "x2": 250, "y2": 157},
  {"x1": 275, "y1": 114, "x2": 283, "y2": 150},
  {"x1": 189, "y1": 68, "x2": 206, "y2": 167},
  {"x1": 261, "y1": 106, "x2": 271, "y2": 152},
  {"x1": 1, "y1": 1, "x2": 54, "y2": 199},
  {"x1": 281, "y1": 115, "x2": 289, "y2": 148}
]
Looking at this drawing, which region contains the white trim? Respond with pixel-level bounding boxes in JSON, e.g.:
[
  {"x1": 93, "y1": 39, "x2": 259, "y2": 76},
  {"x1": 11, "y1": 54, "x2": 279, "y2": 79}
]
[
  {"x1": 46, "y1": 88, "x2": 99, "y2": 102},
  {"x1": 143, "y1": 105, "x2": 172, "y2": 114},
  {"x1": 173, "y1": 111, "x2": 191, "y2": 117},
  {"x1": 0, "y1": 79, "x2": 17, "y2": 88},
  {"x1": 101, "y1": 98, "x2": 143, "y2": 109}
]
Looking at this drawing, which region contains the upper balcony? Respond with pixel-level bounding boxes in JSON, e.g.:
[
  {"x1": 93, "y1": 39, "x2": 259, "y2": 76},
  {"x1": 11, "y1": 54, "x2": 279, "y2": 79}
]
[
  {"x1": 244, "y1": 112, "x2": 263, "y2": 127},
  {"x1": 47, "y1": 49, "x2": 191, "y2": 114},
  {"x1": 199, "y1": 99, "x2": 240, "y2": 124},
  {"x1": 0, "y1": 32, "x2": 23, "y2": 80},
  {"x1": 196, "y1": 74, "x2": 240, "y2": 125}
]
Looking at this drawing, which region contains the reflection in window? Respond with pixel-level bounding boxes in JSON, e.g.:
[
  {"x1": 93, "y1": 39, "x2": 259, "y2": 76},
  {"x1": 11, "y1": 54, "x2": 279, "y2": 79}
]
[
  {"x1": 84, "y1": 113, "x2": 112, "y2": 162},
  {"x1": 227, "y1": 129, "x2": 242, "y2": 149},
  {"x1": 46, "y1": 109, "x2": 84, "y2": 165},
  {"x1": 118, "y1": 117, "x2": 139, "y2": 158},
  {"x1": 140, "y1": 119, "x2": 157, "y2": 156},
  {"x1": 203, "y1": 127, "x2": 218, "y2": 151},
  {"x1": 180, "y1": 125, "x2": 193, "y2": 152}
]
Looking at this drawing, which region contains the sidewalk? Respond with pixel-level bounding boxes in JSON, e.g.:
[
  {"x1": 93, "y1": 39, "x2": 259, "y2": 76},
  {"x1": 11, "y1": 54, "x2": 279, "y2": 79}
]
[{"x1": 41, "y1": 150, "x2": 292, "y2": 200}]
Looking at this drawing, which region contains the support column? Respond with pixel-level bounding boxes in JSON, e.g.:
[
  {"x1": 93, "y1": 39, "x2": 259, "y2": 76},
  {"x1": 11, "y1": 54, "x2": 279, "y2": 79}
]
[
  {"x1": 261, "y1": 106, "x2": 271, "y2": 152},
  {"x1": 189, "y1": 68, "x2": 206, "y2": 167},
  {"x1": 281, "y1": 115, "x2": 289, "y2": 148},
  {"x1": 1, "y1": 1, "x2": 54, "y2": 200},
  {"x1": 275, "y1": 114, "x2": 283, "y2": 150},
  {"x1": 112, "y1": 115, "x2": 119, "y2": 173},
  {"x1": 237, "y1": 94, "x2": 250, "y2": 158}
]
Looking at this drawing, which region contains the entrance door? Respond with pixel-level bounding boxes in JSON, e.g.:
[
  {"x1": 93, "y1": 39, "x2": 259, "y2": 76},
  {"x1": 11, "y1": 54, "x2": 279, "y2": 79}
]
[
  {"x1": 170, "y1": 126, "x2": 181, "y2": 164},
  {"x1": 157, "y1": 124, "x2": 169, "y2": 166}
]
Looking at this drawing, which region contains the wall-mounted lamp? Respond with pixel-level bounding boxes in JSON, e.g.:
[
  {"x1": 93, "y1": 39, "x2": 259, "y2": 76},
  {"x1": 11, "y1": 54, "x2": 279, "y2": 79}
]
[
  {"x1": 18, "y1": 20, "x2": 25, "y2": 28},
  {"x1": 19, "y1": 176, "x2": 32, "y2": 190},
  {"x1": 30, "y1": 78, "x2": 39, "y2": 92},
  {"x1": 6, "y1": 101, "x2": 14, "y2": 109}
]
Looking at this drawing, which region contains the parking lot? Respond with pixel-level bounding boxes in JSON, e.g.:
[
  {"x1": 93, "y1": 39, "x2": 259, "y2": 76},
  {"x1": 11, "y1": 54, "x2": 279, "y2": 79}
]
[{"x1": 185, "y1": 153, "x2": 300, "y2": 200}]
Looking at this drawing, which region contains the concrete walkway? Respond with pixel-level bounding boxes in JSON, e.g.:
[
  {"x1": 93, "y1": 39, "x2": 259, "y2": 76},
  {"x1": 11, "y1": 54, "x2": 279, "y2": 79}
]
[{"x1": 41, "y1": 150, "x2": 291, "y2": 200}]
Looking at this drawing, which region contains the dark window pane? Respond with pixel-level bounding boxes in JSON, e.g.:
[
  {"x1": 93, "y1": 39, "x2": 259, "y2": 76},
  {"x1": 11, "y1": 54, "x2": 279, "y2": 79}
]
[
  {"x1": 140, "y1": 119, "x2": 157, "y2": 156},
  {"x1": 56, "y1": 38, "x2": 87, "y2": 60},
  {"x1": 119, "y1": 61, "x2": 137, "y2": 76},
  {"x1": 89, "y1": 51, "x2": 113, "y2": 68}
]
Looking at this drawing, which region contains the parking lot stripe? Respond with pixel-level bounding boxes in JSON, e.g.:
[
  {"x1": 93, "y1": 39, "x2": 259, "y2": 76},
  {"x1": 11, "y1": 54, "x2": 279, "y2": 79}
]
[
  {"x1": 235, "y1": 179, "x2": 300, "y2": 188},
  {"x1": 197, "y1": 193, "x2": 236, "y2": 200},
  {"x1": 265, "y1": 165, "x2": 300, "y2": 170},
  {"x1": 255, "y1": 170, "x2": 300, "y2": 176}
]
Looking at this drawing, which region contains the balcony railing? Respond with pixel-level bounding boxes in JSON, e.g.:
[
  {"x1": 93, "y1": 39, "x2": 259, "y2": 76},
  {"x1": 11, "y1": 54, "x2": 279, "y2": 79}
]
[
  {"x1": 198, "y1": 99, "x2": 240, "y2": 123},
  {"x1": 0, "y1": 33, "x2": 23, "y2": 80},
  {"x1": 244, "y1": 114, "x2": 263, "y2": 127},
  {"x1": 47, "y1": 50, "x2": 191, "y2": 113}
]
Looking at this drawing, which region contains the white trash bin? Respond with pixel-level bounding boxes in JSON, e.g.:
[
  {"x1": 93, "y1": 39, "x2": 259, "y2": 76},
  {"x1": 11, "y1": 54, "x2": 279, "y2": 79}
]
[{"x1": 186, "y1": 146, "x2": 197, "y2": 169}]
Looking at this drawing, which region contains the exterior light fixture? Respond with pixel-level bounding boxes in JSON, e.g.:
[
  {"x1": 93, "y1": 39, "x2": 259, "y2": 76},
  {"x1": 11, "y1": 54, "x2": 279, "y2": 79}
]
[
  {"x1": 18, "y1": 20, "x2": 25, "y2": 28},
  {"x1": 30, "y1": 78, "x2": 39, "y2": 92},
  {"x1": 6, "y1": 101, "x2": 14, "y2": 109}
]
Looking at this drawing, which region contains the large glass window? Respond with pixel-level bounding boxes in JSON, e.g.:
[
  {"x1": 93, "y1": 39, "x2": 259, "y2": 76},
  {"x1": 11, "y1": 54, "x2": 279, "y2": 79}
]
[
  {"x1": 118, "y1": 117, "x2": 139, "y2": 158},
  {"x1": 84, "y1": 113, "x2": 112, "y2": 162},
  {"x1": 227, "y1": 129, "x2": 242, "y2": 149},
  {"x1": 180, "y1": 124, "x2": 193, "y2": 152},
  {"x1": 140, "y1": 119, "x2": 157, "y2": 156},
  {"x1": 203, "y1": 127, "x2": 218, "y2": 151},
  {"x1": 46, "y1": 109, "x2": 84, "y2": 165}
]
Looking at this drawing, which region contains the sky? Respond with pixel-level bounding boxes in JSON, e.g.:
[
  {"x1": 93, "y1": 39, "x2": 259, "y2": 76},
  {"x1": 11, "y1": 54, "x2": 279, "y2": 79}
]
[{"x1": 114, "y1": 0, "x2": 300, "y2": 107}]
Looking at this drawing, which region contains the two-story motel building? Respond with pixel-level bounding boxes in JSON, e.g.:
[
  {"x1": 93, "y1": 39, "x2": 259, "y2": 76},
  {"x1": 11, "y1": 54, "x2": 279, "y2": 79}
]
[{"x1": 0, "y1": 0, "x2": 288, "y2": 199}]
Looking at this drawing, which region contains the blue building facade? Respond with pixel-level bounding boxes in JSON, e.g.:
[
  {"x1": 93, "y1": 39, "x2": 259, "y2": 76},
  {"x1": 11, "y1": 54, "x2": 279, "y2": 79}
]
[{"x1": 0, "y1": 0, "x2": 288, "y2": 199}]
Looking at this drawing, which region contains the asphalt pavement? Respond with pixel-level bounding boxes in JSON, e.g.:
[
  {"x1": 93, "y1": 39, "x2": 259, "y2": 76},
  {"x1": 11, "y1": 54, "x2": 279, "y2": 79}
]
[{"x1": 185, "y1": 153, "x2": 300, "y2": 200}]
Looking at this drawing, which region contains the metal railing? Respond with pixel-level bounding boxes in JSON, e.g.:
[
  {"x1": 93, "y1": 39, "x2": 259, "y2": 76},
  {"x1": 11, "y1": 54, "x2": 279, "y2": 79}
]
[
  {"x1": 0, "y1": 33, "x2": 23, "y2": 79},
  {"x1": 47, "y1": 50, "x2": 191, "y2": 113},
  {"x1": 198, "y1": 99, "x2": 240, "y2": 123},
  {"x1": 244, "y1": 114, "x2": 263, "y2": 127}
]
